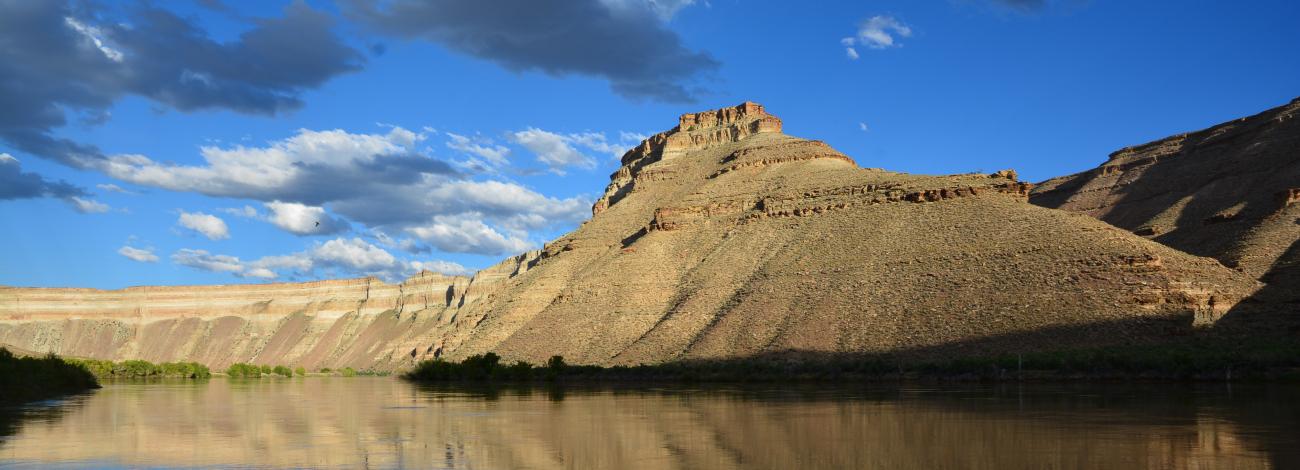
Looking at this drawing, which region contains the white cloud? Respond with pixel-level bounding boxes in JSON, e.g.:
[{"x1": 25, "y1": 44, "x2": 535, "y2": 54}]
[
  {"x1": 221, "y1": 205, "x2": 259, "y2": 218},
  {"x1": 172, "y1": 248, "x2": 244, "y2": 273},
  {"x1": 117, "y1": 246, "x2": 158, "y2": 263},
  {"x1": 311, "y1": 237, "x2": 396, "y2": 271},
  {"x1": 373, "y1": 230, "x2": 429, "y2": 254},
  {"x1": 241, "y1": 267, "x2": 278, "y2": 279},
  {"x1": 446, "y1": 132, "x2": 510, "y2": 167},
  {"x1": 64, "y1": 17, "x2": 124, "y2": 62},
  {"x1": 95, "y1": 125, "x2": 589, "y2": 255},
  {"x1": 567, "y1": 131, "x2": 647, "y2": 159},
  {"x1": 407, "y1": 213, "x2": 533, "y2": 255},
  {"x1": 859, "y1": 122, "x2": 870, "y2": 132},
  {"x1": 177, "y1": 211, "x2": 230, "y2": 240},
  {"x1": 99, "y1": 127, "x2": 426, "y2": 198},
  {"x1": 171, "y1": 237, "x2": 439, "y2": 282},
  {"x1": 512, "y1": 128, "x2": 598, "y2": 174},
  {"x1": 264, "y1": 201, "x2": 348, "y2": 235},
  {"x1": 843, "y1": 15, "x2": 912, "y2": 58},
  {"x1": 96, "y1": 183, "x2": 135, "y2": 194},
  {"x1": 409, "y1": 260, "x2": 471, "y2": 276},
  {"x1": 69, "y1": 196, "x2": 110, "y2": 213}
]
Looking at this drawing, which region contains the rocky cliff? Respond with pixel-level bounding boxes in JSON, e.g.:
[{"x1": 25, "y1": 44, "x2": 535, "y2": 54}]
[
  {"x1": 1031, "y1": 97, "x2": 1300, "y2": 330},
  {"x1": 429, "y1": 102, "x2": 1259, "y2": 366},
  {"x1": 0, "y1": 251, "x2": 539, "y2": 370},
  {"x1": 0, "y1": 102, "x2": 1269, "y2": 369}
]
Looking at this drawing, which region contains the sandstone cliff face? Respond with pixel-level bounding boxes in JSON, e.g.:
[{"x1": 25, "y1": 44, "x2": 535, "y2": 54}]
[
  {"x1": 429, "y1": 103, "x2": 1259, "y2": 366},
  {"x1": 1031, "y1": 97, "x2": 1300, "y2": 323},
  {"x1": 0, "y1": 251, "x2": 539, "y2": 370},
  {"x1": 0, "y1": 103, "x2": 1268, "y2": 369}
]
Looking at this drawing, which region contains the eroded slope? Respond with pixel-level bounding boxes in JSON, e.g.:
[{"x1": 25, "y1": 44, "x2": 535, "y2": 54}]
[
  {"x1": 433, "y1": 102, "x2": 1260, "y2": 366},
  {"x1": 1032, "y1": 98, "x2": 1300, "y2": 319}
]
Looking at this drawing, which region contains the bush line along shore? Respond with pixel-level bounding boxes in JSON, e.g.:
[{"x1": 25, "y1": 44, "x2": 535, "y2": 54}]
[
  {"x1": 403, "y1": 338, "x2": 1300, "y2": 383},
  {"x1": 1, "y1": 348, "x2": 99, "y2": 405}
]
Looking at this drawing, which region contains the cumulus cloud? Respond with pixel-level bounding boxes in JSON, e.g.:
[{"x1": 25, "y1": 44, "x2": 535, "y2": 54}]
[
  {"x1": 511, "y1": 128, "x2": 645, "y2": 172},
  {"x1": 0, "y1": 1, "x2": 362, "y2": 167},
  {"x1": 511, "y1": 128, "x2": 597, "y2": 174},
  {"x1": 408, "y1": 259, "x2": 471, "y2": 276},
  {"x1": 172, "y1": 248, "x2": 244, "y2": 273},
  {"x1": 117, "y1": 245, "x2": 159, "y2": 263},
  {"x1": 341, "y1": 0, "x2": 717, "y2": 102},
  {"x1": 407, "y1": 213, "x2": 533, "y2": 255},
  {"x1": 445, "y1": 133, "x2": 510, "y2": 167},
  {"x1": 312, "y1": 237, "x2": 397, "y2": 271},
  {"x1": 170, "y1": 237, "x2": 455, "y2": 282},
  {"x1": 859, "y1": 122, "x2": 870, "y2": 132},
  {"x1": 99, "y1": 126, "x2": 587, "y2": 255},
  {"x1": 177, "y1": 211, "x2": 230, "y2": 240},
  {"x1": 264, "y1": 201, "x2": 349, "y2": 235},
  {"x1": 0, "y1": 153, "x2": 110, "y2": 212},
  {"x1": 373, "y1": 230, "x2": 430, "y2": 254},
  {"x1": 842, "y1": 15, "x2": 912, "y2": 58},
  {"x1": 221, "y1": 205, "x2": 259, "y2": 218}
]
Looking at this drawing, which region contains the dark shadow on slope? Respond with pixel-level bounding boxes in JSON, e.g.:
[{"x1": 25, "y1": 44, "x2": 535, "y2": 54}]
[
  {"x1": 1030, "y1": 101, "x2": 1300, "y2": 264},
  {"x1": 1216, "y1": 238, "x2": 1300, "y2": 335}
]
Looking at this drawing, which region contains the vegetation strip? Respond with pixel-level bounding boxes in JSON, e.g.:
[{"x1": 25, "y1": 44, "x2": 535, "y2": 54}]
[
  {"x1": 403, "y1": 339, "x2": 1300, "y2": 383},
  {"x1": 69, "y1": 358, "x2": 211, "y2": 379},
  {"x1": 0, "y1": 348, "x2": 100, "y2": 404}
]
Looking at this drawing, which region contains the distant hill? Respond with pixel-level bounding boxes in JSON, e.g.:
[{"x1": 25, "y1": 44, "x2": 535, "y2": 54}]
[{"x1": 1032, "y1": 98, "x2": 1299, "y2": 332}]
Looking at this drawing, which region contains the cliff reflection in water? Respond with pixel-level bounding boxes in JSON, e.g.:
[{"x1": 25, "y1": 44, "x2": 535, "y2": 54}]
[{"x1": 1, "y1": 378, "x2": 1298, "y2": 469}]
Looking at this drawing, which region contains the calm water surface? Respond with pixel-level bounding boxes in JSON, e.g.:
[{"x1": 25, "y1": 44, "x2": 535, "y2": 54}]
[{"x1": 1, "y1": 378, "x2": 1297, "y2": 469}]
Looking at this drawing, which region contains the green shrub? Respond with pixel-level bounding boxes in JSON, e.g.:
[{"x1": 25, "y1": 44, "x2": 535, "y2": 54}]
[
  {"x1": 272, "y1": 365, "x2": 293, "y2": 377},
  {"x1": 0, "y1": 348, "x2": 100, "y2": 404},
  {"x1": 340, "y1": 367, "x2": 357, "y2": 377},
  {"x1": 226, "y1": 363, "x2": 262, "y2": 378},
  {"x1": 294, "y1": 366, "x2": 306, "y2": 376}
]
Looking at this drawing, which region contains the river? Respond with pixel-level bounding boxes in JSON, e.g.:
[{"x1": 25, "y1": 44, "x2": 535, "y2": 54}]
[{"x1": 1, "y1": 378, "x2": 1297, "y2": 469}]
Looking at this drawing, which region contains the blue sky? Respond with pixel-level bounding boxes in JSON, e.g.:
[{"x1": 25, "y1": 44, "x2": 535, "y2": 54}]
[{"x1": 1, "y1": 0, "x2": 1297, "y2": 289}]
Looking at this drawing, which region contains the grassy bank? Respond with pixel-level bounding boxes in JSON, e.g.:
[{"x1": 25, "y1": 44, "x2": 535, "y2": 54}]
[
  {"x1": 402, "y1": 338, "x2": 1300, "y2": 383},
  {"x1": 68, "y1": 358, "x2": 211, "y2": 379},
  {"x1": 224, "y1": 363, "x2": 390, "y2": 378},
  {"x1": 0, "y1": 348, "x2": 100, "y2": 404}
]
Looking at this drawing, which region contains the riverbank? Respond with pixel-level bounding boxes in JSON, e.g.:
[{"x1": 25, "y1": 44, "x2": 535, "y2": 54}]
[
  {"x1": 402, "y1": 338, "x2": 1300, "y2": 383},
  {"x1": 0, "y1": 348, "x2": 100, "y2": 404}
]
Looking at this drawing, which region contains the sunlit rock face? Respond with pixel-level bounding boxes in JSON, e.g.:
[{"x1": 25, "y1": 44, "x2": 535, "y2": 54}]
[
  {"x1": 0, "y1": 102, "x2": 1264, "y2": 370},
  {"x1": 0, "y1": 252, "x2": 538, "y2": 370}
]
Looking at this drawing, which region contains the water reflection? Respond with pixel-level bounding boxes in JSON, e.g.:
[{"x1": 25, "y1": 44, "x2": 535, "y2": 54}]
[{"x1": 0, "y1": 379, "x2": 1296, "y2": 469}]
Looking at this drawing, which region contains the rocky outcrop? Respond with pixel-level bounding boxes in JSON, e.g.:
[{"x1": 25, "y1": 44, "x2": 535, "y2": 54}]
[
  {"x1": 1031, "y1": 97, "x2": 1300, "y2": 319},
  {"x1": 592, "y1": 101, "x2": 783, "y2": 216},
  {"x1": 427, "y1": 102, "x2": 1259, "y2": 366},
  {"x1": 0, "y1": 251, "x2": 540, "y2": 370},
  {"x1": 0, "y1": 102, "x2": 1270, "y2": 370}
]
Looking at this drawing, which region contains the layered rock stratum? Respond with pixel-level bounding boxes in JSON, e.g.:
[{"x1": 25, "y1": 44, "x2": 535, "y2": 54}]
[
  {"x1": 1032, "y1": 97, "x2": 1300, "y2": 328},
  {"x1": 0, "y1": 102, "x2": 1269, "y2": 370}
]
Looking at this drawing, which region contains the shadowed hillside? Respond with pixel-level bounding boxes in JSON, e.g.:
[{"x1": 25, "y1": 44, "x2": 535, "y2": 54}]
[{"x1": 1032, "y1": 98, "x2": 1300, "y2": 333}]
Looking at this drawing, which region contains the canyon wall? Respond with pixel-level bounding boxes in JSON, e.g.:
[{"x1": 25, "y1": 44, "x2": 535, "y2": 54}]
[
  {"x1": 1032, "y1": 97, "x2": 1300, "y2": 331},
  {"x1": 0, "y1": 251, "x2": 539, "y2": 370},
  {"x1": 0, "y1": 101, "x2": 1275, "y2": 370}
]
